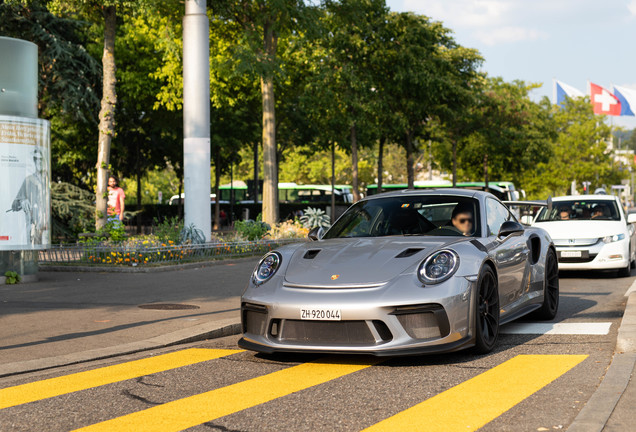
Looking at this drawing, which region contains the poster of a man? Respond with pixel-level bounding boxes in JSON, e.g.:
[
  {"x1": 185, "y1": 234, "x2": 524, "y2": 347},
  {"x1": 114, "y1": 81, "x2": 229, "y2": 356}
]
[
  {"x1": 8, "y1": 147, "x2": 48, "y2": 246},
  {"x1": 0, "y1": 116, "x2": 51, "y2": 250}
]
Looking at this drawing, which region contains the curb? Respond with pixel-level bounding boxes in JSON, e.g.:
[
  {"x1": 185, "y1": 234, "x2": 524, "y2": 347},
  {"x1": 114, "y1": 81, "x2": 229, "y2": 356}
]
[
  {"x1": 567, "y1": 291, "x2": 636, "y2": 432},
  {"x1": 616, "y1": 292, "x2": 636, "y2": 353},
  {"x1": 0, "y1": 318, "x2": 242, "y2": 378}
]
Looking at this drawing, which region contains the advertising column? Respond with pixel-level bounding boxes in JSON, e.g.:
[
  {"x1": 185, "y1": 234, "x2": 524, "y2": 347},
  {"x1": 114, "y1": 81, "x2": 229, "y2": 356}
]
[{"x1": 0, "y1": 36, "x2": 50, "y2": 281}]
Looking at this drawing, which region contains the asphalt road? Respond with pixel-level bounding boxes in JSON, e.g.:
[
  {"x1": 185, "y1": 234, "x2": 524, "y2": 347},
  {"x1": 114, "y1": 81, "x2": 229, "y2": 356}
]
[{"x1": 0, "y1": 270, "x2": 631, "y2": 431}]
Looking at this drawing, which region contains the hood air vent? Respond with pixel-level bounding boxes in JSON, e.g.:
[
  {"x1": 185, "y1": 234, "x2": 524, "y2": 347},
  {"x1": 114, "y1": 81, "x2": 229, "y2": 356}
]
[
  {"x1": 303, "y1": 249, "x2": 321, "y2": 259},
  {"x1": 395, "y1": 248, "x2": 424, "y2": 258}
]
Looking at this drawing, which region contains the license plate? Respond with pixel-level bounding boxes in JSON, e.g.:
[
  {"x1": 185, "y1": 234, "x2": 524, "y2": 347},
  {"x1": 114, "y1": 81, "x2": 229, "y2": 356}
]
[
  {"x1": 300, "y1": 307, "x2": 341, "y2": 321},
  {"x1": 560, "y1": 250, "x2": 582, "y2": 258}
]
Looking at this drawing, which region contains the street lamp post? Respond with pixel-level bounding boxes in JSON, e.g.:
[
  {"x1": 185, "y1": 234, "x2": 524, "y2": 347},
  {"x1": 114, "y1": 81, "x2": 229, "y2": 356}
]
[{"x1": 183, "y1": 0, "x2": 211, "y2": 242}]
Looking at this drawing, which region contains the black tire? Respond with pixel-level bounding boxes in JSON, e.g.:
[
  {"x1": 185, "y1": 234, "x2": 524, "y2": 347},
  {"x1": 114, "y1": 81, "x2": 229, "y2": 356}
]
[
  {"x1": 533, "y1": 248, "x2": 559, "y2": 320},
  {"x1": 473, "y1": 266, "x2": 499, "y2": 354},
  {"x1": 618, "y1": 262, "x2": 631, "y2": 277}
]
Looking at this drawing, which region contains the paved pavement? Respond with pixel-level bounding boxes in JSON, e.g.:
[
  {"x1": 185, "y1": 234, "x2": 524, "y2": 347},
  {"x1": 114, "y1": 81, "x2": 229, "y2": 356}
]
[
  {"x1": 1, "y1": 260, "x2": 635, "y2": 431},
  {"x1": 0, "y1": 257, "x2": 258, "y2": 376}
]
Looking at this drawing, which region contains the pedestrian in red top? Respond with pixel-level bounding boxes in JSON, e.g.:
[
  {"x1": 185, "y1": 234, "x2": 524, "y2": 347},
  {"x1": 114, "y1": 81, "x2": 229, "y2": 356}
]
[{"x1": 107, "y1": 175, "x2": 125, "y2": 222}]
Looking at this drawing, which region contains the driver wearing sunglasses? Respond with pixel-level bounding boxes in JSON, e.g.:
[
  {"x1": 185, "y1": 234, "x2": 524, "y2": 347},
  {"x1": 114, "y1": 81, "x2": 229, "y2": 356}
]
[{"x1": 451, "y1": 202, "x2": 474, "y2": 236}]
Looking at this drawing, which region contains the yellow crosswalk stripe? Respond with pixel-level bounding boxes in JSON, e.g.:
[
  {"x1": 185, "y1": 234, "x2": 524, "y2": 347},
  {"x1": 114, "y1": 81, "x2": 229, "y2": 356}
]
[
  {"x1": 0, "y1": 348, "x2": 242, "y2": 410},
  {"x1": 72, "y1": 356, "x2": 380, "y2": 432},
  {"x1": 363, "y1": 354, "x2": 588, "y2": 432}
]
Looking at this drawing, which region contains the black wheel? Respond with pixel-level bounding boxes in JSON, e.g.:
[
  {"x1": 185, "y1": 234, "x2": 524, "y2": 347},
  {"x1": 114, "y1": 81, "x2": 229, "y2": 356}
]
[
  {"x1": 618, "y1": 262, "x2": 631, "y2": 277},
  {"x1": 618, "y1": 247, "x2": 632, "y2": 277},
  {"x1": 533, "y1": 248, "x2": 559, "y2": 320},
  {"x1": 473, "y1": 266, "x2": 499, "y2": 354}
]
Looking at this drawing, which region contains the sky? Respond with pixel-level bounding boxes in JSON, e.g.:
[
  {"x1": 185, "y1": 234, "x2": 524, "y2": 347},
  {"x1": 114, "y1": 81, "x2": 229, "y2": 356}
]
[{"x1": 385, "y1": 0, "x2": 636, "y2": 129}]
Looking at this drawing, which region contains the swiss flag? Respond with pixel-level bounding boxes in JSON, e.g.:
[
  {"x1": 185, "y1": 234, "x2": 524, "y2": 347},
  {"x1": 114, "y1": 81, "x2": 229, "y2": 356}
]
[{"x1": 590, "y1": 82, "x2": 621, "y2": 116}]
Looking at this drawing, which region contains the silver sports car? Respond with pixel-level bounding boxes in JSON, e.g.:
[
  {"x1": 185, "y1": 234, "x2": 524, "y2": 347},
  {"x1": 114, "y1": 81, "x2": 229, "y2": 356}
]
[{"x1": 239, "y1": 189, "x2": 559, "y2": 356}]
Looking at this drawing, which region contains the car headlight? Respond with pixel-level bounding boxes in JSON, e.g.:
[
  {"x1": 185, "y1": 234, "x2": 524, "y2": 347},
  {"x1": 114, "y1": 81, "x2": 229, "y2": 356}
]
[
  {"x1": 252, "y1": 252, "x2": 282, "y2": 285},
  {"x1": 602, "y1": 233, "x2": 625, "y2": 243},
  {"x1": 418, "y1": 250, "x2": 459, "y2": 284}
]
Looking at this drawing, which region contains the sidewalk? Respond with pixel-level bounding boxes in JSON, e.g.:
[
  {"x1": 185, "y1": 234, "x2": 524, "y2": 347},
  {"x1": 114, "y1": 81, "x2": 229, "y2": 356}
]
[
  {"x1": 0, "y1": 257, "x2": 258, "y2": 377},
  {"x1": 1, "y1": 261, "x2": 635, "y2": 430},
  {"x1": 569, "y1": 290, "x2": 636, "y2": 432}
]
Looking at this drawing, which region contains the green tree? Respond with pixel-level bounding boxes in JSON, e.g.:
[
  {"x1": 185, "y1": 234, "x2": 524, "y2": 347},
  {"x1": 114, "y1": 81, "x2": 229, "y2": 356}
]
[
  {"x1": 524, "y1": 97, "x2": 623, "y2": 198},
  {"x1": 374, "y1": 12, "x2": 481, "y2": 188},
  {"x1": 0, "y1": 1, "x2": 102, "y2": 187},
  {"x1": 456, "y1": 78, "x2": 554, "y2": 189},
  {"x1": 50, "y1": 0, "x2": 148, "y2": 229},
  {"x1": 110, "y1": 4, "x2": 185, "y2": 229},
  {"x1": 314, "y1": 0, "x2": 388, "y2": 201},
  {"x1": 214, "y1": 0, "x2": 319, "y2": 225}
]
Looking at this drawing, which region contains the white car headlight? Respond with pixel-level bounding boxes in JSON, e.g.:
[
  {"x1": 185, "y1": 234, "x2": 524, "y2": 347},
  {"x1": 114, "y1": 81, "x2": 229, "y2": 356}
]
[
  {"x1": 418, "y1": 250, "x2": 459, "y2": 284},
  {"x1": 602, "y1": 233, "x2": 625, "y2": 244},
  {"x1": 252, "y1": 252, "x2": 282, "y2": 285}
]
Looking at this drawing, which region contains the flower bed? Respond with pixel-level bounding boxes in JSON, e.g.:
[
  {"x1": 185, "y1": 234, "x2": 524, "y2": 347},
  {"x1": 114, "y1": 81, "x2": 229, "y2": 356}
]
[
  {"x1": 40, "y1": 238, "x2": 304, "y2": 267},
  {"x1": 39, "y1": 219, "x2": 310, "y2": 267}
]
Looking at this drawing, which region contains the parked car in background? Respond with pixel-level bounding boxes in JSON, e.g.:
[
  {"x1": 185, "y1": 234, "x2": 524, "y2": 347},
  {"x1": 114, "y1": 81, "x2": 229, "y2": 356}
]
[
  {"x1": 239, "y1": 189, "x2": 558, "y2": 356},
  {"x1": 532, "y1": 195, "x2": 636, "y2": 276}
]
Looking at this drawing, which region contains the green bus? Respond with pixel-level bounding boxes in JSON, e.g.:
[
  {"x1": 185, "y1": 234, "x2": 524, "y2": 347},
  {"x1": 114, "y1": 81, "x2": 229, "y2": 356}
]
[{"x1": 169, "y1": 182, "x2": 354, "y2": 205}]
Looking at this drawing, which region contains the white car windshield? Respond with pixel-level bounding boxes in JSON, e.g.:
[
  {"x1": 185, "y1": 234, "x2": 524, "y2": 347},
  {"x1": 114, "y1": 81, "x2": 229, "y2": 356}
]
[
  {"x1": 535, "y1": 200, "x2": 621, "y2": 222},
  {"x1": 323, "y1": 196, "x2": 481, "y2": 238}
]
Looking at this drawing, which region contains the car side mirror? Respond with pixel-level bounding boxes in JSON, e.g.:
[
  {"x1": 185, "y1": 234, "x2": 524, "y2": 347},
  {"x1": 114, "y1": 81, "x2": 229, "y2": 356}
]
[
  {"x1": 498, "y1": 220, "x2": 524, "y2": 238},
  {"x1": 308, "y1": 226, "x2": 325, "y2": 241},
  {"x1": 628, "y1": 214, "x2": 636, "y2": 224}
]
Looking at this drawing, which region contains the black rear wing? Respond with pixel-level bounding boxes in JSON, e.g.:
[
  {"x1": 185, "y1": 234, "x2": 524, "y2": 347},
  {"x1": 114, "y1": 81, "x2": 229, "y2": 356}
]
[
  {"x1": 503, "y1": 197, "x2": 552, "y2": 211},
  {"x1": 504, "y1": 198, "x2": 553, "y2": 225}
]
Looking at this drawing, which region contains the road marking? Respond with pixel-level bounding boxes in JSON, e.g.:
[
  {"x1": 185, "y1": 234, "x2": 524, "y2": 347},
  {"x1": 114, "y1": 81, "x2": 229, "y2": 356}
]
[
  {"x1": 363, "y1": 354, "x2": 587, "y2": 432},
  {"x1": 0, "y1": 348, "x2": 242, "y2": 410},
  {"x1": 501, "y1": 322, "x2": 611, "y2": 335},
  {"x1": 72, "y1": 357, "x2": 380, "y2": 432},
  {"x1": 625, "y1": 279, "x2": 636, "y2": 296}
]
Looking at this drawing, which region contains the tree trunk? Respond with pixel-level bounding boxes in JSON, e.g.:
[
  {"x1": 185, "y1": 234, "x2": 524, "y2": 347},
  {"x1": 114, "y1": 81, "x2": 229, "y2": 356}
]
[
  {"x1": 377, "y1": 137, "x2": 385, "y2": 194},
  {"x1": 452, "y1": 139, "x2": 457, "y2": 187},
  {"x1": 351, "y1": 124, "x2": 360, "y2": 202},
  {"x1": 95, "y1": 5, "x2": 117, "y2": 230},
  {"x1": 261, "y1": 20, "x2": 278, "y2": 225},
  {"x1": 213, "y1": 149, "x2": 220, "y2": 230},
  {"x1": 136, "y1": 167, "x2": 141, "y2": 234},
  {"x1": 331, "y1": 141, "x2": 336, "y2": 221},
  {"x1": 406, "y1": 131, "x2": 415, "y2": 189},
  {"x1": 253, "y1": 141, "x2": 259, "y2": 204},
  {"x1": 483, "y1": 153, "x2": 489, "y2": 192}
]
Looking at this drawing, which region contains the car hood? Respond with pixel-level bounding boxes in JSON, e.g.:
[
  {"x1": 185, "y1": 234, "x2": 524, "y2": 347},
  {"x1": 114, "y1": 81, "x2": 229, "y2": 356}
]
[
  {"x1": 283, "y1": 237, "x2": 456, "y2": 287},
  {"x1": 533, "y1": 220, "x2": 626, "y2": 240}
]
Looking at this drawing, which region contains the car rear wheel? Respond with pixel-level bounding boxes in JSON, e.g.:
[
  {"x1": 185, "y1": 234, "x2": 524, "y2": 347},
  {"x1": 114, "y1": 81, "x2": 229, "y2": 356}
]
[
  {"x1": 533, "y1": 248, "x2": 559, "y2": 320},
  {"x1": 473, "y1": 266, "x2": 499, "y2": 354}
]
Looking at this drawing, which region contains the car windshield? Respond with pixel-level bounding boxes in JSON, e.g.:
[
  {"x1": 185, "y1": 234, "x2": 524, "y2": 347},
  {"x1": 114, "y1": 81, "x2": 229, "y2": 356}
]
[
  {"x1": 323, "y1": 195, "x2": 481, "y2": 239},
  {"x1": 534, "y1": 200, "x2": 621, "y2": 222}
]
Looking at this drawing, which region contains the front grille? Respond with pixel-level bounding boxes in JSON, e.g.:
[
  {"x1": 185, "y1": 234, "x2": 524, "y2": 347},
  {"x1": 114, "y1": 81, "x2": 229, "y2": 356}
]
[
  {"x1": 275, "y1": 320, "x2": 377, "y2": 345},
  {"x1": 396, "y1": 312, "x2": 442, "y2": 340},
  {"x1": 243, "y1": 310, "x2": 268, "y2": 335},
  {"x1": 391, "y1": 304, "x2": 450, "y2": 340},
  {"x1": 242, "y1": 303, "x2": 268, "y2": 335}
]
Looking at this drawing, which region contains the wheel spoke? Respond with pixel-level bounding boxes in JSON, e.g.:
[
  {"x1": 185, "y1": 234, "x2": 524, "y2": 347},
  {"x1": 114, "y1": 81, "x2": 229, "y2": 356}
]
[{"x1": 484, "y1": 314, "x2": 497, "y2": 341}]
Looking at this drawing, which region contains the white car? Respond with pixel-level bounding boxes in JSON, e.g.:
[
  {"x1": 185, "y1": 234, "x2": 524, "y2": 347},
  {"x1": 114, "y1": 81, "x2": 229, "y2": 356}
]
[{"x1": 532, "y1": 195, "x2": 636, "y2": 275}]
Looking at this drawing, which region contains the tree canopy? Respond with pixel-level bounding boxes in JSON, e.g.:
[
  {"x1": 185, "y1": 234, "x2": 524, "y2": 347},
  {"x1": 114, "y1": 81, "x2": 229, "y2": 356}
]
[{"x1": 1, "y1": 0, "x2": 630, "y2": 222}]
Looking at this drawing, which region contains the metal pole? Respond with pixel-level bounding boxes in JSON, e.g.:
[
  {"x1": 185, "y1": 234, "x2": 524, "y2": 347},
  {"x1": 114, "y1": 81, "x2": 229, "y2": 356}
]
[{"x1": 183, "y1": 0, "x2": 211, "y2": 242}]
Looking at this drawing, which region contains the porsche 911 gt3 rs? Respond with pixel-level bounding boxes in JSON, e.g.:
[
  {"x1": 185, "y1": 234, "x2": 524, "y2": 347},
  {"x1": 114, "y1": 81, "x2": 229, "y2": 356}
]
[{"x1": 239, "y1": 189, "x2": 559, "y2": 356}]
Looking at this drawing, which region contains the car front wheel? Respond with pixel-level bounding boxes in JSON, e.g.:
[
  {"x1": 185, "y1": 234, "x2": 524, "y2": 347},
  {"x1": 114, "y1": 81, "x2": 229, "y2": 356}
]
[{"x1": 473, "y1": 266, "x2": 499, "y2": 354}]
